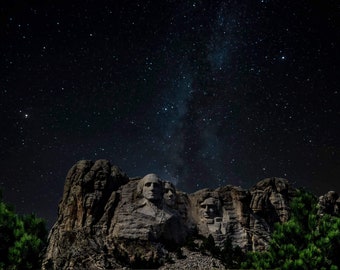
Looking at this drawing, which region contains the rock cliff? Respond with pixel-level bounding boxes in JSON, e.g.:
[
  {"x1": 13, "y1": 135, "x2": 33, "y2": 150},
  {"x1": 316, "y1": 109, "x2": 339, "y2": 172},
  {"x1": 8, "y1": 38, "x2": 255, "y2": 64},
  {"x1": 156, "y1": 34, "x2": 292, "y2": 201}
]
[{"x1": 42, "y1": 160, "x2": 297, "y2": 269}]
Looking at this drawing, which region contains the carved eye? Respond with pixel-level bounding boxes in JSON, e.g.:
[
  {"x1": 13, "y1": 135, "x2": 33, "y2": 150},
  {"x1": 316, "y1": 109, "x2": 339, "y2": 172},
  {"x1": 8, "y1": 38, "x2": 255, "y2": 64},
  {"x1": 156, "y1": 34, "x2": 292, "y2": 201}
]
[{"x1": 145, "y1": 182, "x2": 160, "y2": 188}]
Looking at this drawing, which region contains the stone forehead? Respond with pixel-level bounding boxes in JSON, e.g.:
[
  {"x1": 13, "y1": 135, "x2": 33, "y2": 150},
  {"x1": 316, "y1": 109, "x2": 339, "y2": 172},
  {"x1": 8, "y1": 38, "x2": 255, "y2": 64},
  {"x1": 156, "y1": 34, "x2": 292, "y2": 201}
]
[
  {"x1": 142, "y1": 173, "x2": 160, "y2": 182},
  {"x1": 200, "y1": 197, "x2": 217, "y2": 205},
  {"x1": 164, "y1": 181, "x2": 175, "y2": 189}
]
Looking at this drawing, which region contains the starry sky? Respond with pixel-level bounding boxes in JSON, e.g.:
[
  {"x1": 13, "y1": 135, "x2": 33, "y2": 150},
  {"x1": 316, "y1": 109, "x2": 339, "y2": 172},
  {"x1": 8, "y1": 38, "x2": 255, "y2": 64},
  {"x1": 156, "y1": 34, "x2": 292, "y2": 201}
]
[{"x1": 1, "y1": 0, "x2": 339, "y2": 227}]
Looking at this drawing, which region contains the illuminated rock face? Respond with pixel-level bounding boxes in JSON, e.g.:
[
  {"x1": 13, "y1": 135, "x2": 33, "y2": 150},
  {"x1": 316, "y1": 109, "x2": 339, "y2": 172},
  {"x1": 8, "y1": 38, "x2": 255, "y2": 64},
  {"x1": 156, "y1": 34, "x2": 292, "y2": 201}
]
[
  {"x1": 188, "y1": 178, "x2": 294, "y2": 251},
  {"x1": 42, "y1": 160, "x2": 296, "y2": 269}
]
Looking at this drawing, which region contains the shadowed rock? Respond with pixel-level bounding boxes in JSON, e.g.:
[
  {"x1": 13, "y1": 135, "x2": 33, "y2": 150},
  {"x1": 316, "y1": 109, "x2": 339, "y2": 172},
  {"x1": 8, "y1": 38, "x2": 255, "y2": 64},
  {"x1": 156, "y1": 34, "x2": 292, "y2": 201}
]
[{"x1": 317, "y1": 190, "x2": 340, "y2": 216}]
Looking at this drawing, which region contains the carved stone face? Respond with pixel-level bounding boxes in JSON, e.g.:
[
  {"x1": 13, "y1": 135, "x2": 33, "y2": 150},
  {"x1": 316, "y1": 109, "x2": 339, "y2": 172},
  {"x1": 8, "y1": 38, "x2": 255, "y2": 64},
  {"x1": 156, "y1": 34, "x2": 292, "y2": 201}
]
[
  {"x1": 142, "y1": 174, "x2": 162, "y2": 203},
  {"x1": 164, "y1": 182, "x2": 176, "y2": 207},
  {"x1": 200, "y1": 197, "x2": 218, "y2": 220},
  {"x1": 269, "y1": 192, "x2": 289, "y2": 222}
]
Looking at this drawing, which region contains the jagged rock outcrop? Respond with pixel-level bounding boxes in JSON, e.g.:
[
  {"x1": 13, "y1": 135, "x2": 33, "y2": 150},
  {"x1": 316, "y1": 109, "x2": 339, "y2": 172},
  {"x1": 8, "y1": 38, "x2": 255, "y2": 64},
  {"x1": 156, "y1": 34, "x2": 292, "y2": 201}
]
[
  {"x1": 43, "y1": 160, "x2": 129, "y2": 269},
  {"x1": 317, "y1": 190, "x2": 340, "y2": 216},
  {"x1": 42, "y1": 160, "x2": 297, "y2": 269}
]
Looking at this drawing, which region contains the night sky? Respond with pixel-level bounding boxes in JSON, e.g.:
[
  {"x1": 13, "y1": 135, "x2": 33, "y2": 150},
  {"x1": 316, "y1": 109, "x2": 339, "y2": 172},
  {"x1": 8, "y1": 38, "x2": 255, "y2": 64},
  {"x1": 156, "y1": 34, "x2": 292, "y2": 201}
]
[{"x1": 1, "y1": 0, "x2": 339, "y2": 227}]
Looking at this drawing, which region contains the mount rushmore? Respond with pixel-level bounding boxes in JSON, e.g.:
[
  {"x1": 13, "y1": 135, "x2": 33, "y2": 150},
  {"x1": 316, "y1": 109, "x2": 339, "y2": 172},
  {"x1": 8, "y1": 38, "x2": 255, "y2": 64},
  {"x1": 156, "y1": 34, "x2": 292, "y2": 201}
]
[{"x1": 41, "y1": 159, "x2": 339, "y2": 269}]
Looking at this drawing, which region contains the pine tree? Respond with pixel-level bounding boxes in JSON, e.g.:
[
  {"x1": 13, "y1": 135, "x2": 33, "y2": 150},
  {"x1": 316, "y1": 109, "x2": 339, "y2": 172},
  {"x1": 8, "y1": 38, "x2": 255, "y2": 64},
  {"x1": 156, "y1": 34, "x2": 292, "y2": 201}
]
[
  {"x1": 0, "y1": 190, "x2": 47, "y2": 269},
  {"x1": 241, "y1": 189, "x2": 340, "y2": 270}
]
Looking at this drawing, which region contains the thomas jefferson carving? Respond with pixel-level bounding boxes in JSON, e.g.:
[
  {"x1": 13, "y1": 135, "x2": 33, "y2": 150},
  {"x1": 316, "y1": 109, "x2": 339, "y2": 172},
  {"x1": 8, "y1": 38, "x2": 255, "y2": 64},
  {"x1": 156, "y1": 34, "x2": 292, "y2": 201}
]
[{"x1": 164, "y1": 181, "x2": 176, "y2": 207}]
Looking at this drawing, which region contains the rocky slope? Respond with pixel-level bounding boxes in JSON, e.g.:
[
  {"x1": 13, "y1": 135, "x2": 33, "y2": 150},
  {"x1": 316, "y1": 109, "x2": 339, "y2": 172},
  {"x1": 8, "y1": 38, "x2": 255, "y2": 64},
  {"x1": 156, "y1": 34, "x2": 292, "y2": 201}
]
[{"x1": 42, "y1": 159, "x2": 337, "y2": 269}]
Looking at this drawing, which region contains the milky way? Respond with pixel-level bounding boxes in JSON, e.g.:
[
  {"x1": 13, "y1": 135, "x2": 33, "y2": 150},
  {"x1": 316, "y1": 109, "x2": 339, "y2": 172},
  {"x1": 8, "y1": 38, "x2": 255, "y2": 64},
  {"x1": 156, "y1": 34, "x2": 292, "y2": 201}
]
[{"x1": 0, "y1": 0, "x2": 339, "y2": 227}]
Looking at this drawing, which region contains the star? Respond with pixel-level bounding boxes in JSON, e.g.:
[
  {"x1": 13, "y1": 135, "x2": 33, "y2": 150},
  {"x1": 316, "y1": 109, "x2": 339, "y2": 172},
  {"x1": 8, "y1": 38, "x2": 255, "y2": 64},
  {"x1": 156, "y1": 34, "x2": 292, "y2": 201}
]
[{"x1": 0, "y1": 0, "x2": 339, "y2": 230}]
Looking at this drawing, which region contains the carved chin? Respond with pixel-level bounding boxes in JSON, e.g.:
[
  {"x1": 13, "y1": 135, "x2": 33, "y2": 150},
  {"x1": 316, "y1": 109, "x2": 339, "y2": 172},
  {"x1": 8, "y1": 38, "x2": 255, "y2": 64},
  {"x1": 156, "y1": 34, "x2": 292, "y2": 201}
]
[
  {"x1": 206, "y1": 218, "x2": 214, "y2": 224},
  {"x1": 166, "y1": 200, "x2": 175, "y2": 206},
  {"x1": 202, "y1": 213, "x2": 212, "y2": 219}
]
